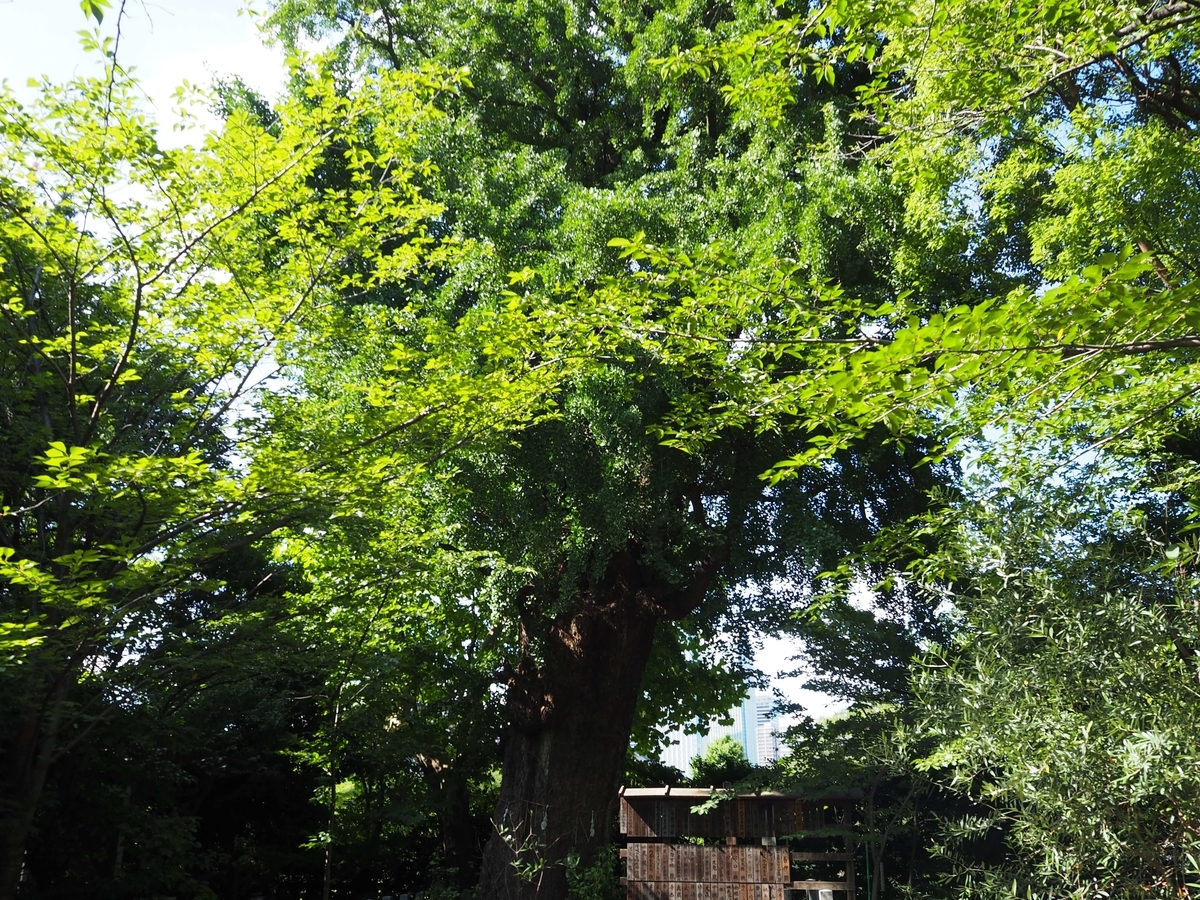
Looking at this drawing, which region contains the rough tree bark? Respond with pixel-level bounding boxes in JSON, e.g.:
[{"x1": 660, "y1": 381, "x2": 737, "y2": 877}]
[{"x1": 478, "y1": 543, "x2": 719, "y2": 900}]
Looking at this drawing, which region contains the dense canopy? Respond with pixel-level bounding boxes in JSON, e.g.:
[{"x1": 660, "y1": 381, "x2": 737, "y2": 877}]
[{"x1": 2, "y1": 1, "x2": 1200, "y2": 899}]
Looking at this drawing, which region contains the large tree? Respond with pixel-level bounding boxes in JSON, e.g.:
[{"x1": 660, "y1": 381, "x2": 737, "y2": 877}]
[{"x1": 262, "y1": 2, "x2": 966, "y2": 896}]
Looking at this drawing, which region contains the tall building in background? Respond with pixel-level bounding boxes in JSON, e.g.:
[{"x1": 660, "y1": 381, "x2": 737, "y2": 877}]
[
  {"x1": 659, "y1": 689, "x2": 784, "y2": 775},
  {"x1": 755, "y1": 693, "x2": 783, "y2": 765}
]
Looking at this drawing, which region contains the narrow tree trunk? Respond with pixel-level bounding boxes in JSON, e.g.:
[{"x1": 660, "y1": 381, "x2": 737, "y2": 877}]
[
  {"x1": 0, "y1": 728, "x2": 38, "y2": 900},
  {"x1": 418, "y1": 757, "x2": 482, "y2": 889},
  {"x1": 478, "y1": 545, "x2": 717, "y2": 900},
  {"x1": 440, "y1": 770, "x2": 479, "y2": 888},
  {"x1": 1, "y1": 684, "x2": 66, "y2": 900},
  {"x1": 0, "y1": 825, "x2": 27, "y2": 900}
]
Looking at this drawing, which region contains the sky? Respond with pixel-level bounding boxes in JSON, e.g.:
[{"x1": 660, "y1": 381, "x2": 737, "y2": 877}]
[
  {"x1": 0, "y1": 0, "x2": 287, "y2": 135},
  {"x1": 0, "y1": 0, "x2": 842, "y2": 721}
]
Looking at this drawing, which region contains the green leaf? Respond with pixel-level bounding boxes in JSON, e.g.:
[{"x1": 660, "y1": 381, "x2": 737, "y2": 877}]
[{"x1": 80, "y1": 0, "x2": 110, "y2": 25}]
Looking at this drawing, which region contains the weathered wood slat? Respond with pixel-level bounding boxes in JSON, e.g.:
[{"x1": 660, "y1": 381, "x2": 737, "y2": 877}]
[
  {"x1": 625, "y1": 884, "x2": 785, "y2": 900},
  {"x1": 624, "y1": 847, "x2": 791, "y2": 885}
]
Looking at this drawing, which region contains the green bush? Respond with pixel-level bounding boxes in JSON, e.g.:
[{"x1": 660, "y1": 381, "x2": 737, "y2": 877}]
[
  {"x1": 689, "y1": 736, "x2": 753, "y2": 787},
  {"x1": 566, "y1": 845, "x2": 623, "y2": 900}
]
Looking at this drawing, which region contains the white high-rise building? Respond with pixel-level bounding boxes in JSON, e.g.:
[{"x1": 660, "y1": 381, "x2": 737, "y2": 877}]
[
  {"x1": 659, "y1": 689, "x2": 782, "y2": 775},
  {"x1": 755, "y1": 693, "x2": 784, "y2": 764}
]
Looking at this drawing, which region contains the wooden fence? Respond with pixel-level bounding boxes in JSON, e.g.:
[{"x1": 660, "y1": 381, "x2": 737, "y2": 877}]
[{"x1": 619, "y1": 788, "x2": 857, "y2": 900}]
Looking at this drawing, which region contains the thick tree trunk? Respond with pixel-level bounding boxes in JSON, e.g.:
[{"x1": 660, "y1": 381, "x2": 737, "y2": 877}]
[
  {"x1": 478, "y1": 544, "x2": 717, "y2": 900},
  {"x1": 478, "y1": 594, "x2": 657, "y2": 900}
]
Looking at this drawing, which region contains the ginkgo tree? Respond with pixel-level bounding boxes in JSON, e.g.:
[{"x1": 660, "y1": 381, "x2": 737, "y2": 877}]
[{"x1": 259, "y1": 3, "x2": 967, "y2": 898}]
